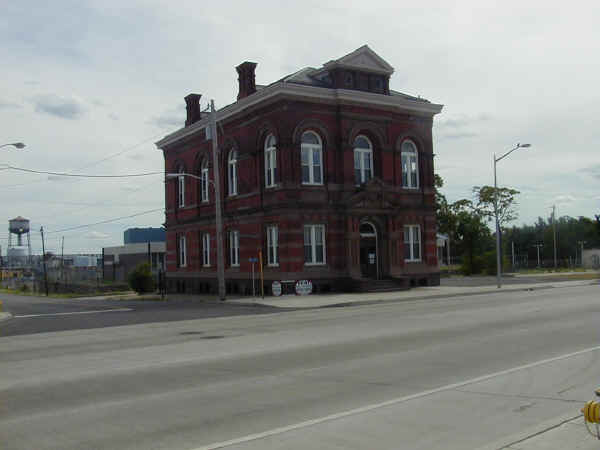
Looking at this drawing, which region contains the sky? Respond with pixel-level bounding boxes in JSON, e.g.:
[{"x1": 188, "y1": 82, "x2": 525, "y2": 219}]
[{"x1": 1, "y1": 0, "x2": 599, "y2": 255}]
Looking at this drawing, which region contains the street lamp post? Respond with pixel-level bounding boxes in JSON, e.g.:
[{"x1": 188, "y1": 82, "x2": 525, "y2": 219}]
[
  {"x1": 493, "y1": 143, "x2": 531, "y2": 288},
  {"x1": 165, "y1": 100, "x2": 226, "y2": 301}
]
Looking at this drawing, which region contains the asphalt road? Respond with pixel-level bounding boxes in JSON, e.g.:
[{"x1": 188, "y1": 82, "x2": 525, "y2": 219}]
[
  {"x1": 1, "y1": 284, "x2": 598, "y2": 449},
  {"x1": 0, "y1": 293, "x2": 281, "y2": 337}
]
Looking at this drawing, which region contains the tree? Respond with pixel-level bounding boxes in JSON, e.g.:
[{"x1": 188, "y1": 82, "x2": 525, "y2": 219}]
[
  {"x1": 472, "y1": 185, "x2": 520, "y2": 227},
  {"x1": 455, "y1": 209, "x2": 493, "y2": 275},
  {"x1": 128, "y1": 262, "x2": 155, "y2": 294}
]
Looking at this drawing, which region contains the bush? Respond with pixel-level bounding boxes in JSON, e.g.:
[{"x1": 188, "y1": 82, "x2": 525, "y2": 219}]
[
  {"x1": 460, "y1": 255, "x2": 485, "y2": 275},
  {"x1": 128, "y1": 263, "x2": 156, "y2": 294}
]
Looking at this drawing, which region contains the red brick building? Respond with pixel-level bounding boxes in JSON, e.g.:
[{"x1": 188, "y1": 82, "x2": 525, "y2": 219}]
[{"x1": 156, "y1": 46, "x2": 443, "y2": 295}]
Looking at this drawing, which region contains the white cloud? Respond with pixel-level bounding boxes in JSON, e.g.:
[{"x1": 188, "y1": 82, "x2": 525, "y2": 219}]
[
  {"x1": 31, "y1": 94, "x2": 87, "y2": 120},
  {"x1": 85, "y1": 231, "x2": 110, "y2": 240},
  {"x1": 553, "y1": 195, "x2": 577, "y2": 205}
]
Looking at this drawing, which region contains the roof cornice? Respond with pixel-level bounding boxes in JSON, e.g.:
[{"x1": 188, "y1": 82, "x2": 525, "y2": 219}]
[{"x1": 156, "y1": 83, "x2": 443, "y2": 149}]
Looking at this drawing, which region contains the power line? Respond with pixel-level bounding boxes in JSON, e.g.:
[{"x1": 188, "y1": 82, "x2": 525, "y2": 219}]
[
  {"x1": 45, "y1": 208, "x2": 164, "y2": 234},
  {"x1": 3, "y1": 165, "x2": 162, "y2": 178}
]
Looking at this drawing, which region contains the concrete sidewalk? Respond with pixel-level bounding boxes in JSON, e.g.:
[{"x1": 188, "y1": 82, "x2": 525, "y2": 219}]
[
  {"x1": 227, "y1": 279, "x2": 597, "y2": 309},
  {"x1": 478, "y1": 414, "x2": 600, "y2": 449}
]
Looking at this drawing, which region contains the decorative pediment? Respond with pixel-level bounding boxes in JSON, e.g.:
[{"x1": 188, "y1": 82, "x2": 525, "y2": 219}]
[{"x1": 324, "y1": 45, "x2": 394, "y2": 75}]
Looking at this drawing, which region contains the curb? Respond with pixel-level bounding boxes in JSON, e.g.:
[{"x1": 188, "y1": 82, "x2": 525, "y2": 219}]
[{"x1": 234, "y1": 281, "x2": 592, "y2": 310}]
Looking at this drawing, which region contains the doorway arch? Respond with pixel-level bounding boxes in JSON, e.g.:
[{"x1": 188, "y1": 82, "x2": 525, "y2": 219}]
[{"x1": 359, "y1": 221, "x2": 379, "y2": 279}]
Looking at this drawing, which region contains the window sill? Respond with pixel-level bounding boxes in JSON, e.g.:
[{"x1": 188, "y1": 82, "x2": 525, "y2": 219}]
[
  {"x1": 301, "y1": 182, "x2": 324, "y2": 187},
  {"x1": 203, "y1": 264, "x2": 211, "y2": 268},
  {"x1": 265, "y1": 184, "x2": 278, "y2": 189},
  {"x1": 267, "y1": 263, "x2": 279, "y2": 267},
  {"x1": 304, "y1": 262, "x2": 327, "y2": 266},
  {"x1": 404, "y1": 259, "x2": 422, "y2": 263},
  {"x1": 230, "y1": 264, "x2": 240, "y2": 268}
]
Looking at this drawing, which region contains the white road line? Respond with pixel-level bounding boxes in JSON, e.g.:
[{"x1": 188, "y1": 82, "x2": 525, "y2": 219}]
[
  {"x1": 191, "y1": 344, "x2": 600, "y2": 450},
  {"x1": 14, "y1": 308, "x2": 133, "y2": 318}
]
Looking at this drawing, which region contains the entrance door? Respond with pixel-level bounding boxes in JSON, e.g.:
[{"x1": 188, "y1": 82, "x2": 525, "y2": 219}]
[{"x1": 359, "y1": 222, "x2": 378, "y2": 278}]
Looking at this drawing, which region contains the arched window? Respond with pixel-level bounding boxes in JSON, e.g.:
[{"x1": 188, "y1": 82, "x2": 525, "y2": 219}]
[
  {"x1": 228, "y1": 149, "x2": 238, "y2": 196},
  {"x1": 353, "y1": 135, "x2": 373, "y2": 185},
  {"x1": 177, "y1": 166, "x2": 185, "y2": 207},
  {"x1": 264, "y1": 134, "x2": 277, "y2": 188},
  {"x1": 301, "y1": 131, "x2": 323, "y2": 185},
  {"x1": 200, "y1": 158, "x2": 209, "y2": 202},
  {"x1": 401, "y1": 140, "x2": 419, "y2": 188}
]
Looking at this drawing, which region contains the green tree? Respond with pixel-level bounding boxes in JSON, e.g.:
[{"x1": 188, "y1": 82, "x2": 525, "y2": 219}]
[
  {"x1": 455, "y1": 209, "x2": 493, "y2": 275},
  {"x1": 472, "y1": 185, "x2": 520, "y2": 227},
  {"x1": 128, "y1": 262, "x2": 155, "y2": 294}
]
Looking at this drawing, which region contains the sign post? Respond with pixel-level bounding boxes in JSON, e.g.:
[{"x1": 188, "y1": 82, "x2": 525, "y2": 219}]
[
  {"x1": 248, "y1": 257, "x2": 258, "y2": 298},
  {"x1": 258, "y1": 250, "x2": 264, "y2": 299}
]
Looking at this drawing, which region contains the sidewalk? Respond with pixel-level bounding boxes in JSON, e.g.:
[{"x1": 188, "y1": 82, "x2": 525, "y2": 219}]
[
  {"x1": 478, "y1": 414, "x2": 600, "y2": 449},
  {"x1": 227, "y1": 279, "x2": 596, "y2": 309}
]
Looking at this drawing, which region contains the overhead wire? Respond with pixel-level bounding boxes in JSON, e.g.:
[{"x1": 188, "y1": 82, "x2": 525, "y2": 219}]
[{"x1": 3, "y1": 165, "x2": 162, "y2": 178}]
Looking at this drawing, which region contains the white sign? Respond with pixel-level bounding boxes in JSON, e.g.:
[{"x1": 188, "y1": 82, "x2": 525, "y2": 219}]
[
  {"x1": 295, "y1": 280, "x2": 313, "y2": 295},
  {"x1": 272, "y1": 281, "x2": 282, "y2": 297}
]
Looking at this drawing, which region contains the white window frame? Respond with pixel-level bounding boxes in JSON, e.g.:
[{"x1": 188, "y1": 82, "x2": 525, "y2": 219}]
[
  {"x1": 229, "y1": 230, "x2": 240, "y2": 267},
  {"x1": 267, "y1": 225, "x2": 279, "y2": 266},
  {"x1": 353, "y1": 135, "x2": 373, "y2": 185},
  {"x1": 179, "y1": 235, "x2": 187, "y2": 268},
  {"x1": 202, "y1": 233, "x2": 211, "y2": 267},
  {"x1": 200, "y1": 159, "x2": 209, "y2": 203},
  {"x1": 301, "y1": 131, "x2": 323, "y2": 185},
  {"x1": 264, "y1": 135, "x2": 277, "y2": 188},
  {"x1": 404, "y1": 225, "x2": 421, "y2": 262},
  {"x1": 401, "y1": 140, "x2": 419, "y2": 189},
  {"x1": 178, "y1": 168, "x2": 185, "y2": 207},
  {"x1": 304, "y1": 224, "x2": 326, "y2": 265},
  {"x1": 228, "y1": 150, "x2": 238, "y2": 196}
]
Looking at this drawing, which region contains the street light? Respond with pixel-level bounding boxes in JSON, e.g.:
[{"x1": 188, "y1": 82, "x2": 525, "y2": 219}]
[
  {"x1": 0, "y1": 142, "x2": 25, "y2": 150},
  {"x1": 494, "y1": 143, "x2": 531, "y2": 288}
]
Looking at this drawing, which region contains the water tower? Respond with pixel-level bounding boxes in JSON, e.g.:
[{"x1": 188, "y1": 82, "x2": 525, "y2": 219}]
[{"x1": 7, "y1": 216, "x2": 31, "y2": 267}]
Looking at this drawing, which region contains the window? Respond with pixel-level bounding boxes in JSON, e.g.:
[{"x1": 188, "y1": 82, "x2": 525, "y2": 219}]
[
  {"x1": 177, "y1": 167, "x2": 185, "y2": 207},
  {"x1": 301, "y1": 132, "x2": 323, "y2": 185},
  {"x1": 304, "y1": 224, "x2": 326, "y2": 265},
  {"x1": 404, "y1": 225, "x2": 421, "y2": 262},
  {"x1": 267, "y1": 225, "x2": 279, "y2": 266},
  {"x1": 178, "y1": 235, "x2": 187, "y2": 267},
  {"x1": 353, "y1": 135, "x2": 373, "y2": 185},
  {"x1": 228, "y1": 150, "x2": 238, "y2": 196},
  {"x1": 401, "y1": 140, "x2": 419, "y2": 188},
  {"x1": 202, "y1": 233, "x2": 210, "y2": 266},
  {"x1": 229, "y1": 230, "x2": 239, "y2": 267},
  {"x1": 200, "y1": 159, "x2": 209, "y2": 202},
  {"x1": 264, "y1": 134, "x2": 277, "y2": 188}
]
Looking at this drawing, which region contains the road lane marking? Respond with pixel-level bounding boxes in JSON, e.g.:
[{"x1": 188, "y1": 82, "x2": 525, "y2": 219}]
[
  {"x1": 14, "y1": 308, "x2": 133, "y2": 318},
  {"x1": 191, "y1": 344, "x2": 600, "y2": 450}
]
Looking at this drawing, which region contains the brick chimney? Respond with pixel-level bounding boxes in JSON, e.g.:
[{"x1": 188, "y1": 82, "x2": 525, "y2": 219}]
[
  {"x1": 236, "y1": 62, "x2": 257, "y2": 100},
  {"x1": 184, "y1": 93, "x2": 202, "y2": 126}
]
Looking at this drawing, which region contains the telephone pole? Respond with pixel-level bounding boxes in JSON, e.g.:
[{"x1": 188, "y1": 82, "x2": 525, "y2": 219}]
[
  {"x1": 552, "y1": 205, "x2": 557, "y2": 269},
  {"x1": 40, "y1": 226, "x2": 49, "y2": 296},
  {"x1": 533, "y1": 243, "x2": 543, "y2": 268},
  {"x1": 578, "y1": 241, "x2": 586, "y2": 267},
  {"x1": 210, "y1": 99, "x2": 226, "y2": 301}
]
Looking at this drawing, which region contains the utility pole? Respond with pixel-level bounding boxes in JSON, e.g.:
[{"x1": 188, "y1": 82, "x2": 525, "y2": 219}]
[
  {"x1": 210, "y1": 99, "x2": 226, "y2": 301},
  {"x1": 578, "y1": 241, "x2": 586, "y2": 267},
  {"x1": 552, "y1": 205, "x2": 557, "y2": 269},
  {"x1": 533, "y1": 243, "x2": 543, "y2": 268},
  {"x1": 40, "y1": 227, "x2": 49, "y2": 296},
  {"x1": 511, "y1": 241, "x2": 515, "y2": 272},
  {"x1": 61, "y1": 236, "x2": 65, "y2": 284}
]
